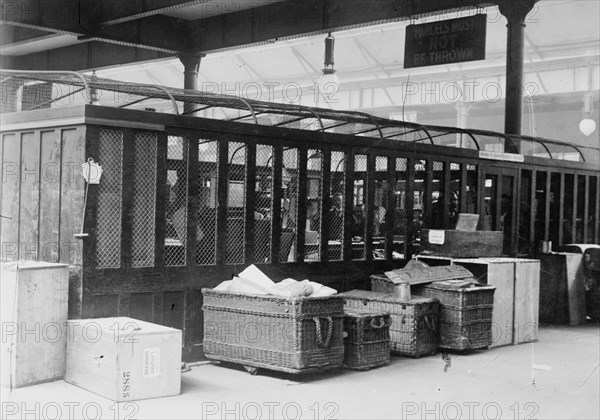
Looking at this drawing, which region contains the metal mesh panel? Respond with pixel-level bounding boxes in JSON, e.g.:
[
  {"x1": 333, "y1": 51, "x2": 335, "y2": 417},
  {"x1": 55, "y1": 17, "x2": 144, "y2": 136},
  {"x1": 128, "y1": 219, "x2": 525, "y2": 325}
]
[
  {"x1": 329, "y1": 151, "x2": 345, "y2": 261},
  {"x1": 432, "y1": 161, "x2": 445, "y2": 229},
  {"x1": 254, "y1": 145, "x2": 273, "y2": 263},
  {"x1": 373, "y1": 156, "x2": 388, "y2": 259},
  {"x1": 197, "y1": 140, "x2": 219, "y2": 265},
  {"x1": 131, "y1": 132, "x2": 157, "y2": 268},
  {"x1": 466, "y1": 164, "x2": 478, "y2": 214},
  {"x1": 392, "y1": 158, "x2": 408, "y2": 259},
  {"x1": 449, "y1": 162, "x2": 461, "y2": 229},
  {"x1": 96, "y1": 129, "x2": 123, "y2": 268},
  {"x1": 352, "y1": 154, "x2": 368, "y2": 260},
  {"x1": 226, "y1": 142, "x2": 247, "y2": 264},
  {"x1": 165, "y1": 136, "x2": 188, "y2": 266},
  {"x1": 305, "y1": 149, "x2": 323, "y2": 261},
  {"x1": 281, "y1": 148, "x2": 298, "y2": 262}
]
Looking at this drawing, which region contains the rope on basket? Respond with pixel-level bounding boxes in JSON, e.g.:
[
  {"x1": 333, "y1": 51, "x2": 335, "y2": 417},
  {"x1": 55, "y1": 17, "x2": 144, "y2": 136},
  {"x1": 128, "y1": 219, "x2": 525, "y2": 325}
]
[
  {"x1": 424, "y1": 315, "x2": 437, "y2": 332},
  {"x1": 370, "y1": 317, "x2": 387, "y2": 329},
  {"x1": 313, "y1": 316, "x2": 333, "y2": 348}
]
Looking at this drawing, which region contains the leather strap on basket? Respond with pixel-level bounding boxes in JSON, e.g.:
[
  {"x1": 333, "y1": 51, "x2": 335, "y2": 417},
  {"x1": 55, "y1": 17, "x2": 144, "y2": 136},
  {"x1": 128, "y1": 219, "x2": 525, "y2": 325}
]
[
  {"x1": 370, "y1": 317, "x2": 387, "y2": 329},
  {"x1": 313, "y1": 316, "x2": 333, "y2": 348},
  {"x1": 423, "y1": 315, "x2": 437, "y2": 332}
]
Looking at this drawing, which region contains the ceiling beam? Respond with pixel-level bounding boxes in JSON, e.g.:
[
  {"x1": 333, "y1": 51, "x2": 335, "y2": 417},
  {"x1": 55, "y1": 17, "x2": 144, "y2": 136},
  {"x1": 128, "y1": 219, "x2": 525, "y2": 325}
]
[
  {"x1": 1, "y1": 0, "x2": 187, "y2": 52},
  {"x1": 0, "y1": 41, "x2": 173, "y2": 71},
  {"x1": 187, "y1": 0, "x2": 494, "y2": 53}
]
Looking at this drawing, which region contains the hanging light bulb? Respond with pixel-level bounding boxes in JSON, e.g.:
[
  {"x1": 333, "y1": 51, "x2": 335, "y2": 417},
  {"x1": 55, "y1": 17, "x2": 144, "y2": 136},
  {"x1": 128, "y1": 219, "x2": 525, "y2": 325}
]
[
  {"x1": 579, "y1": 93, "x2": 597, "y2": 137},
  {"x1": 318, "y1": 32, "x2": 340, "y2": 97}
]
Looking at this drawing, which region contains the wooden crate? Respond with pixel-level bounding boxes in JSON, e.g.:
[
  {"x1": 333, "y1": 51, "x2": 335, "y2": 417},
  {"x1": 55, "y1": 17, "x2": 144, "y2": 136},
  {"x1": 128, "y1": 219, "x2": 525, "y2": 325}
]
[
  {"x1": 513, "y1": 259, "x2": 540, "y2": 344},
  {"x1": 340, "y1": 290, "x2": 439, "y2": 358},
  {"x1": 420, "y1": 230, "x2": 503, "y2": 258},
  {"x1": 65, "y1": 317, "x2": 181, "y2": 402},
  {"x1": 1, "y1": 262, "x2": 69, "y2": 389}
]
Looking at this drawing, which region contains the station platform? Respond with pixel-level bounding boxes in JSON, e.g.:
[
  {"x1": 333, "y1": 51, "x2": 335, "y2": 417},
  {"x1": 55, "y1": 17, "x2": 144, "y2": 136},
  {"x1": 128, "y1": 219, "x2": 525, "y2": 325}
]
[{"x1": 1, "y1": 324, "x2": 598, "y2": 420}]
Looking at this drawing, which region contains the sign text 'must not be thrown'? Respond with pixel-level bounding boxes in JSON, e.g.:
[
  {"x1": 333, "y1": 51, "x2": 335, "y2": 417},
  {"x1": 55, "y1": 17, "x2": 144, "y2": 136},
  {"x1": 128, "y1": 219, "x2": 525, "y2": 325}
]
[{"x1": 404, "y1": 14, "x2": 487, "y2": 68}]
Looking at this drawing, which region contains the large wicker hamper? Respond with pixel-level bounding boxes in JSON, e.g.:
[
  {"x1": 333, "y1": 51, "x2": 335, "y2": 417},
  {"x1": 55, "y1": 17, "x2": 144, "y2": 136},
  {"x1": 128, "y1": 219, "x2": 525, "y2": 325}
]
[
  {"x1": 414, "y1": 280, "x2": 496, "y2": 351},
  {"x1": 202, "y1": 288, "x2": 345, "y2": 374},
  {"x1": 339, "y1": 290, "x2": 439, "y2": 358},
  {"x1": 343, "y1": 309, "x2": 391, "y2": 370}
]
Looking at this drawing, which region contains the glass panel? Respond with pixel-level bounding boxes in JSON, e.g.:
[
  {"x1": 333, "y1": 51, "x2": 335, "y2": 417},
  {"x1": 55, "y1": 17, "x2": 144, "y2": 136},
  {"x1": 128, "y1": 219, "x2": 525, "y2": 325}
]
[
  {"x1": 373, "y1": 156, "x2": 388, "y2": 260},
  {"x1": 281, "y1": 148, "x2": 298, "y2": 262},
  {"x1": 352, "y1": 154, "x2": 368, "y2": 260},
  {"x1": 328, "y1": 151, "x2": 346, "y2": 261},
  {"x1": 254, "y1": 145, "x2": 273, "y2": 263},
  {"x1": 226, "y1": 142, "x2": 247, "y2": 264},
  {"x1": 588, "y1": 177, "x2": 598, "y2": 243},
  {"x1": 165, "y1": 136, "x2": 188, "y2": 266},
  {"x1": 431, "y1": 161, "x2": 445, "y2": 229},
  {"x1": 96, "y1": 129, "x2": 123, "y2": 268},
  {"x1": 131, "y1": 132, "x2": 157, "y2": 268},
  {"x1": 197, "y1": 140, "x2": 218, "y2": 265},
  {"x1": 305, "y1": 149, "x2": 323, "y2": 261}
]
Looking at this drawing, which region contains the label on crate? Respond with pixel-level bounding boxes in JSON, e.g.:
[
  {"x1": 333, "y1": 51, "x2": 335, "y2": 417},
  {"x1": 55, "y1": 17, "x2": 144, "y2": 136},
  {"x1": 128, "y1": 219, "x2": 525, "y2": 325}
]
[
  {"x1": 143, "y1": 347, "x2": 160, "y2": 377},
  {"x1": 428, "y1": 230, "x2": 445, "y2": 244}
]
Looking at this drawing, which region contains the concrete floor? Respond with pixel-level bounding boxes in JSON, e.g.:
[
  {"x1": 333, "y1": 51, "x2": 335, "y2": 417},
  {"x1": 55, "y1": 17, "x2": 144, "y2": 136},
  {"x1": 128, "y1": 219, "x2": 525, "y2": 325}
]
[{"x1": 1, "y1": 324, "x2": 598, "y2": 420}]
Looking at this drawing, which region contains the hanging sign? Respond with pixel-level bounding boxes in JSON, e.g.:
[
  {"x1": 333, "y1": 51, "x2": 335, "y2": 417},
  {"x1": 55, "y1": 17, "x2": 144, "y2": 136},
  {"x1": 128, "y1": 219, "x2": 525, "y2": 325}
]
[
  {"x1": 404, "y1": 14, "x2": 487, "y2": 68},
  {"x1": 479, "y1": 151, "x2": 525, "y2": 162}
]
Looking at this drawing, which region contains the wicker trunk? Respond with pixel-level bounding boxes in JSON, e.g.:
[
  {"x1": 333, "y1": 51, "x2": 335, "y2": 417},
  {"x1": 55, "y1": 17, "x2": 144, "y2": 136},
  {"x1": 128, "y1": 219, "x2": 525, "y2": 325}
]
[
  {"x1": 202, "y1": 289, "x2": 345, "y2": 374},
  {"x1": 414, "y1": 281, "x2": 495, "y2": 351},
  {"x1": 339, "y1": 290, "x2": 439, "y2": 358},
  {"x1": 343, "y1": 309, "x2": 391, "y2": 370}
]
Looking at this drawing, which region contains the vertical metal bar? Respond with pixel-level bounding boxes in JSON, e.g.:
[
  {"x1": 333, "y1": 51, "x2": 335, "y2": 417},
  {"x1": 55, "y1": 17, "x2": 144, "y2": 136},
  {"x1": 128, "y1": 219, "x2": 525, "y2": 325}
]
[
  {"x1": 343, "y1": 149, "x2": 355, "y2": 261},
  {"x1": 215, "y1": 140, "x2": 229, "y2": 266},
  {"x1": 319, "y1": 150, "x2": 331, "y2": 262},
  {"x1": 511, "y1": 170, "x2": 518, "y2": 255},
  {"x1": 244, "y1": 143, "x2": 256, "y2": 265},
  {"x1": 187, "y1": 137, "x2": 199, "y2": 266},
  {"x1": 296, "y1": 149, "x2": 308, "y2": 263},
  {"x1": 271, "y1": 146, "x2": 283, "y2": 263}
]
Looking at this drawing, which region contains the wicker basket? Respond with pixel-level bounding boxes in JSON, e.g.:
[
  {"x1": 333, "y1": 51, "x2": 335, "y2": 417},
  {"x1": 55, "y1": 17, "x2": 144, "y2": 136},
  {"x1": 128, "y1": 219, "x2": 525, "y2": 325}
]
[
  {"x1": 414, "y1": 281, "x2": 495, "y2": 351},
  {"x1": 340, "y1": 290, "x2": 439, "y2": 358},
  {"x1": 202, "y1": 288, "x2": 345, "y2": 374},
  {"x1": 343, "y1": 309, "x2": 391, "y2": 370}
]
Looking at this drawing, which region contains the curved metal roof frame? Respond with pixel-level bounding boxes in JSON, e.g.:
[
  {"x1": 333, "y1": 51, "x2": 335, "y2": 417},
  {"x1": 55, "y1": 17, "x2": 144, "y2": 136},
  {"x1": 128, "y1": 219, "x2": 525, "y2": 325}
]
[{"x1": 0, "y1": 70, "x2": 587, "y2": 162}]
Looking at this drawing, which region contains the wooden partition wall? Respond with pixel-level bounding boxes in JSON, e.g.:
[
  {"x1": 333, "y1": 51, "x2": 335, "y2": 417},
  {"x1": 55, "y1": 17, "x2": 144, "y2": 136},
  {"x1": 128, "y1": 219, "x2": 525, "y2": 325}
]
[{"x1": 1, "y1": 105, "x2": 598, "y2": 361}]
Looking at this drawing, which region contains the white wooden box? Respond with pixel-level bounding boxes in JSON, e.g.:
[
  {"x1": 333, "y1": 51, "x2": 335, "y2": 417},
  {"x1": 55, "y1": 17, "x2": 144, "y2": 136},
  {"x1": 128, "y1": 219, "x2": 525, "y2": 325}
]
[
  {"x1": 1, "y1": 261, "x2": 69, "y2": 389},
  {"x1": 513, "y1": 259, "x2": 540, "y2": 344},
  {"x1": 65, "y1": 317, "x2": 181, "y2": 402}
]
